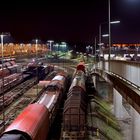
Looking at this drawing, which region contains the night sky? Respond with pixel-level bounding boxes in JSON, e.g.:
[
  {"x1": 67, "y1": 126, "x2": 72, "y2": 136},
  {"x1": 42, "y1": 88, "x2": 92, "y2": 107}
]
[{"x1": 1, "y1": 0, "x2": 140, "y2": 44}]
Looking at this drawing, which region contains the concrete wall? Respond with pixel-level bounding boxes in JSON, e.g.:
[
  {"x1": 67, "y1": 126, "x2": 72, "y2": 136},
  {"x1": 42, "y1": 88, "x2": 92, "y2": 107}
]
[
  {"x1": 98, "y1": 60, "x2": 140, "y2": 86},
  {"x1": 130, "y1": 107, "x2": 140, "y2": 140},
  {"x1": 97, "y1": 60, "x2": 140, "y2": 140}
]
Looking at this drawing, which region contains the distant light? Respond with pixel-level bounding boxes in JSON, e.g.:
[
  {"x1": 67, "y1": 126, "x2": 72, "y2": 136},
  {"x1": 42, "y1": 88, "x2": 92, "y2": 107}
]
[
  {"x1": 47, "y1": 40, "x2": 54, "y2": 43},
  {"x1": 20, "y1": 43, "x2": 23, "y2": 47},
  {"x1": 98, "y1": 43, "x2": 104, "y2": 46},
  {"x1": 35, "y1": 39, "x2": 38, "y2": 44},
  {"x1": 110, "y1": 21, "x2": 120, "y2": 24},
  {"x1": 102, "y1": 34, "x2": 109, "y2": 37},
  {"x1": 54, "y1": 43, "x2": 59, "y2": 47},
  {"x1": 60, "y1": 44, "x2": 66, "y2": 47},
  {"x1": 61, "y1": 42, "x2": 66, "y2": 44}
]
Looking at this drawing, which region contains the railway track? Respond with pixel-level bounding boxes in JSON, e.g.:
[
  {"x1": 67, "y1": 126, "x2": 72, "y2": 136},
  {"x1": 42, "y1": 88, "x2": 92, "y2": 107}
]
[
  {"x1": 0, "y1": 65, "x2": 75, "y2": 135},
  {"x1": 0, "y1": 77, "x2": 38, "y2": 132},
  {"x1": 0, "y1": 71, "x2": 57, "y2": 133},
  {"x1": 0, "y1": 77, "x2": 37, "y2": 113}
]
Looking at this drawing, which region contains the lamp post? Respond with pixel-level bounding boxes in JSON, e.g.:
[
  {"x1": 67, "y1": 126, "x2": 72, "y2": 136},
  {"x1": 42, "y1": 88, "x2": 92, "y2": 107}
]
[
  {"x1": 102, "y1": 34, "x2": 109, "y2": 37},
  {"x1": 35, "y1": 39, "x2": 38, "y2": 60},
  {"x1": 1, "y1": 34, "x2": 4, "y2": 130},
  {"x1": 99, "y1": 21, "x2": 120, "y2": 45},
  {"x1": 54, "y1": 43, "x2": 59, "y2": 53},
  {"x1": 108, "y1": 0, "x2": 111, "y2": 67},
  {"x1": 94, "y1": 36, "x2": 97, "y2": 66},
  {"x1": 33, "y1": 39, "x2": 40, "y2": 95},
  {"x1": 91, "y1": 46, "x2": 93, "y2": 55},
  {"x1": 0, "y1": 33, "x2": 10, "y2": 130},
  {"x1": 20, "y1": 43, "x2": 23, "y2": 57},
  {"x1": 47, "y1": 40, "x2": 54, "y2": 55},
  {"x1": 108, "y1": 1, "x2": 121, "y2": 70},
  {"x1": 99, "y1": 20, "x2": 120, "y2": 64},
  {"x1": 94, "y1": 36, "x2": 97, "y2": 56},
  {"x1": 108, "y1": 0, "x2": 120, "y2": 70}
]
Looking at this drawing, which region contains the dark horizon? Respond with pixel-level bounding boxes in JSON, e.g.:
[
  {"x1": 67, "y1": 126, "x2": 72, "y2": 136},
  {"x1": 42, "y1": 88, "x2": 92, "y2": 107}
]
[{"x1": 1, "y1": 0, "x2": 140, "y2": 44}]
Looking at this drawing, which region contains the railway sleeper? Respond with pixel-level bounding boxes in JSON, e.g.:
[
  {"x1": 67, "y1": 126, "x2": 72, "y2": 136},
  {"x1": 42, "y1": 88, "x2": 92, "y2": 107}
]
[{"x1": 62, "y1": 131, "x2": 85, "y2": 140}]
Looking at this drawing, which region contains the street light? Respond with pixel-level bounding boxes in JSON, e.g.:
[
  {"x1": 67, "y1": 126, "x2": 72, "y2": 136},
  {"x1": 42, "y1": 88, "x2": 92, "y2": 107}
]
[
  {"x1": 35, "y1": 39, "x2": 38, "y2": 60},
  {"x1": 20, "y1": 43, "x2": 23, "y2": 56},
  {"x1": 108, "y1": 0, "x2": 111, "y2": 66},
  {"x1": 99, "y1": 20, "x2": 120, "y2": 64},
  {"x1": 86, "y1": 45, "x2": 93, "y2": 54},
  {"x1": 94, "y1": 36, "x2": 97, "y2": 63},
  {"x1": 47, "y1": 40, "x2": 54, "y2": 53},
  {"x1": 60, "y1": 42, "x2": 67, "y2": 52},
  {"x1": 54, "y1": 43, "x2": 59, "y2": 52},
  {"x1": 99, "y1": 21, "x2": 120, "y2": 48},
  {"x1": 0, "y1": 32, "x2": 10, "y2": 130},
  {"x1": 108, "y1": 1, "x2": 120, "y2": 69},
  {"x1": 32, "y1": 39, "x2": 40, "y2": 95},
  {"x1": 110, "y1": 21, "x2": 120, "y2": 24},
  {"x1": 35, "y1": 39, "x2": 39, "y2": 97},
  {"x1": 102, "y1": 34, "x2": 109, "y2": 37}
]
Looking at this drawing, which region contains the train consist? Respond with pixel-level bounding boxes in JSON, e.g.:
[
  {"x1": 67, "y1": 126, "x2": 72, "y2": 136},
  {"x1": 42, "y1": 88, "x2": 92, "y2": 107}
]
[
  {"x1": 62, "y1": 62, "x2": 87, "y2": 139},
  {"x1": 0, "y1": 59, "x2": 54, "y2": 97},
  {"x1": 0, "y1": 60, "x2": 19, "y2": 78},
  {"x1": 23, "y1": 61, "x2": 54, "y2": 80},
  {"x1": 0, "y1": 73, "x2": 24, "y2": 95},
  {"x1": 0, "y1": 60, "x2": 24, "y2": 94},
  {"x1": 0, "y1": 72, "x2": 68, "y2": 140}
]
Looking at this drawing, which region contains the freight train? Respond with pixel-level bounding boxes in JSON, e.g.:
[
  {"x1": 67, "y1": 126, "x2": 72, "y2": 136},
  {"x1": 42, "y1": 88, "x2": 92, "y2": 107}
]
[
  {"x1": 0, "y1": 60, "x2": 19, "y2": 78},
  {"x1": 0, "y1": 58, "x2": 16, "y2": 66},
  {"x1": 0, "y1": 61, "x2": 54, "y2": 95},
  {"x1": 0, "y1": 73, "x2": 25, "y2": 95},
  {"x1": 23, "y1": 61, "x2": 54, "y2": 80},
  {"x1": 0, "y1": 72, "x2": 68, "y2": 140},
  {"x1": 0, "y1": 59, "x2": 25, "y2": 94},
  {"x1": 62, "y1": 63, "x2": 87, "y2": 139}
]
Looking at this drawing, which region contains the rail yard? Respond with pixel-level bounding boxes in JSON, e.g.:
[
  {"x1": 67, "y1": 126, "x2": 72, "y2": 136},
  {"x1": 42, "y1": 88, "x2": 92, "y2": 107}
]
[{"x1": 0, "y1": 56, "x2": 124, "y2": 140}]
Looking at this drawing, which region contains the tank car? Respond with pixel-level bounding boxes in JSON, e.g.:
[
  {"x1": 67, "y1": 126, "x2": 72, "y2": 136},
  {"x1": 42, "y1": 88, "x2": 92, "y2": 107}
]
[
  {"x1": 0, "y1": 104, "x2": 49, "y2": 140},
  {"x1": 37, "y1": 72, "x2": 67, "y2": 123},
  {"x1": 0, "y1": 72, "x2": 68, "y2": 140}
]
